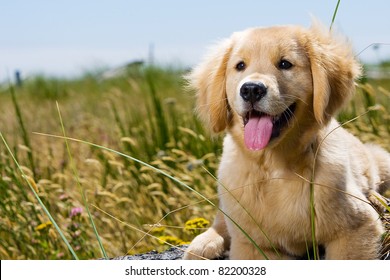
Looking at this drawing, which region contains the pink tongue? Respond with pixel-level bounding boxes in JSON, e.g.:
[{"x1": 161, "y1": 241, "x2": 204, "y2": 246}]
[{"x1": 244, "y1": 115, "x2": 273, "y2": 150}]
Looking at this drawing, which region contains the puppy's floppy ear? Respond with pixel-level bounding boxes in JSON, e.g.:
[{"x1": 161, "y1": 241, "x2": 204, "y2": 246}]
[
  {"x1": 306, "y1": 23, "x2": 362, "y2": 124},
  {"x1": 187, "y1": 39, "x2": 233, "y2": 133}
]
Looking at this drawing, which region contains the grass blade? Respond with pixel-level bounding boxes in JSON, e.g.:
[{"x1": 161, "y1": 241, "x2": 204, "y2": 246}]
[
  {"x1": 55, "y1": 102, "x2": 108, "y2": 259},
  {"x1": 202, "y1": 167, "x2": 277, "y2": 259},
  {"x1": 90, "y1": 204, "x2": 204, "y2": 259},
  {"x1": 309, "y1": 108, "x2": 378, "y2": 260},
  {"x1": 9, "y1": 85, "x2": 36, "y2": 178},
  {"x1": 330, "y1": 0, "x2": 341, "y2": 30}
]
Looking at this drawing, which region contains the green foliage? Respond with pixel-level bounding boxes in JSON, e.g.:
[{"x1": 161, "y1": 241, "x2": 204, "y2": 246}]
[{"x1": 23, "y1": 76, "x2": 69, "y2": 100}]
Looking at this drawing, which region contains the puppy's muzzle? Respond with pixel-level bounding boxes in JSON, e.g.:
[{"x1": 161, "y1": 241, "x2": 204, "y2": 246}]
[{"x1": 240, "y1": 82, "x2": 267, "y2": 105}]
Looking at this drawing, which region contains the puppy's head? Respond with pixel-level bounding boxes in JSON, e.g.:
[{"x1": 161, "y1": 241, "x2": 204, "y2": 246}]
[{"x1": 189, "y1": 23, "x2": 361, "y2": 150}]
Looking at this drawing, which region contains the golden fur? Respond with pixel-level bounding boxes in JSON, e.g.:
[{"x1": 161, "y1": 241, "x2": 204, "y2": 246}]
[{"x1": 184, "y1": 23, "x2": 390, "y2": 260}]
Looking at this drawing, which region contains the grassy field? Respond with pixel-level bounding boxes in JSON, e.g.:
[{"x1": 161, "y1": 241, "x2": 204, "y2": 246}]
[{"x1": 0, "y1": 65, "x2": 389, "y2": 259}]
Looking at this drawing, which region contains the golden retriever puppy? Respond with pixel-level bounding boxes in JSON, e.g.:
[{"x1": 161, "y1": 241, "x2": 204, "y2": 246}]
[{"x1": 184, "y1": 23, "x2": 390, "y2": 260}]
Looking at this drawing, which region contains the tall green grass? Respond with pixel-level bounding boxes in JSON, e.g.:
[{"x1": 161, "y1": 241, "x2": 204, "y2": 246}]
[{"x1": 0, "y1": 64, "x2": 389, "y2": 259}]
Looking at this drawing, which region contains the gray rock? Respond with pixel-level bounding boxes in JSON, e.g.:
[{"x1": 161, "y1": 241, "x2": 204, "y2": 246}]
[{"x1": 109, "y1": 245, "x2": 188, "y2": 260}]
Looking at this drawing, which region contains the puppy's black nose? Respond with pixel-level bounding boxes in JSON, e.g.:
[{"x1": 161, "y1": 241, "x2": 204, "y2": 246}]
[{"x1": 240, "y1": 82, "x2": 267, "y2": 103}]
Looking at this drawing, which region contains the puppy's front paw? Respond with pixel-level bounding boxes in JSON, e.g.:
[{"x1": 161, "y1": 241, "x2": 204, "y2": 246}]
[{"x1": 183, "y1": 228, "x2": 225, "y2": 260}]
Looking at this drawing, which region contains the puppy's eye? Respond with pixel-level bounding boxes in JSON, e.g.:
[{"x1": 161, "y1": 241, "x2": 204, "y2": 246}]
[
  {"x1": 235, "y1": 61, "x2": 246, "y2": 71},
  {"x1": 278, "y1": 59, "x2": 293, "y2": 70}
]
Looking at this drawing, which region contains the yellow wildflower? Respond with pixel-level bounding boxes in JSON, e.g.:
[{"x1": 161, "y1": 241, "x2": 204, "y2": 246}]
[
  {"x1": 35, "y1": 221, "x2": 52, "y2": 231},
  {"x1": 184, "y1": 218, "x2": 210, "y2": 234},
  {"x1": 149, "y1": 225, "x2": 166, "y2": 236},
  {"x1": 158, "y1": 235, "x2": 184, "y2": 246}
]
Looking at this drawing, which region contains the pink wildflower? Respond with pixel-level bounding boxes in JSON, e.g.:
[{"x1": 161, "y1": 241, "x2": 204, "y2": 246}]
[
  {"x1": 59, "y1": 194, "x2": 69, "y2": 201},
  {"x1": 70, "y1": 207, "x2": 83, "y2": 218}
]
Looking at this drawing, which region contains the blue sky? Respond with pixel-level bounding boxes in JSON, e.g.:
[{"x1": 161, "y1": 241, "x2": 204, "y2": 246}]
[{"x1": 1, "y1": 0, "x2": 390, "y2": 78}]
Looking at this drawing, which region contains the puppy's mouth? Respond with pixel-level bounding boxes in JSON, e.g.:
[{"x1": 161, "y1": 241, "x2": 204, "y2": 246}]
[{"x1": 243, "y1": 103, "x2": 296, "y2": 150}]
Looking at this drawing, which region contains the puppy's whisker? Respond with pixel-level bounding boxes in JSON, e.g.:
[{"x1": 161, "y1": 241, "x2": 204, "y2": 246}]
[
  {"x1": 285, "y1": 109, "x2": 297, "y2": 128},
  {"x1": 283, "y1": 95, "x2": 308, "y2": 106}
]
